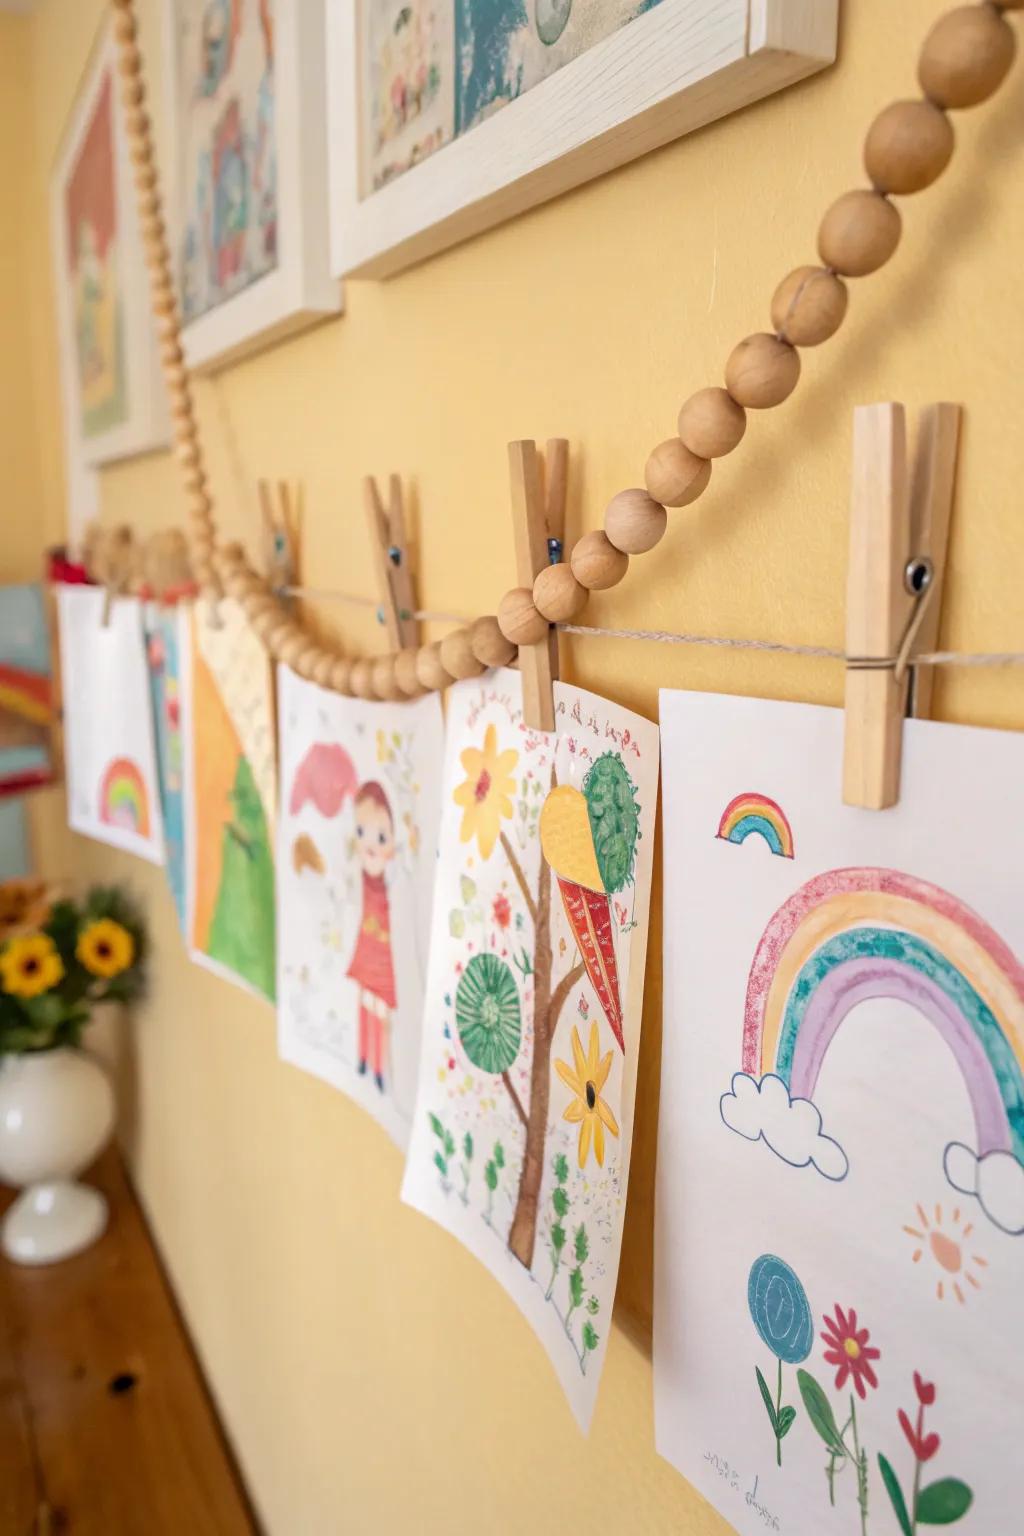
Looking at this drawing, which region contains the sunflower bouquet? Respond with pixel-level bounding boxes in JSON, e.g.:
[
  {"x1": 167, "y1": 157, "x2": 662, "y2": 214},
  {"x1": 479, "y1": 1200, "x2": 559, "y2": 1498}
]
[{"x1": 0, "y1": 883, "x2": 146, "y2": 1053}]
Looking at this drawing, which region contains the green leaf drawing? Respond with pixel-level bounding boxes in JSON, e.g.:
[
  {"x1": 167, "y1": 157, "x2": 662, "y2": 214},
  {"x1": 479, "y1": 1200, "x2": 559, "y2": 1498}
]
[
  {"x1": 552, "y1": 1186, "x2": 570, "y2": 1218},
  {"x1": 463, "y1": 1132, "x2": 474, "y2": 1160},
  {"x1": 916, "y1": 1479, "x2": 974, "y2": 1525},
  {"x1": 551, "y1": 1223, "x2": 566, "y2": 1252},
  {"x1": 443, "y1": 1131, "x2": 455, "y2": 1158},
  {"x1": 484, "y1": 1162, "x2": 498, "y2": 1191},
  {"x1": 433, "y1": 1151, "x2": 448, "y2": 1179},
  {"x1": 455, "y1": 953, "x2": 522, "y2": 1073},
  {"x1": 756, "y1": 1366, "x2": 779, "y2": 1433},
  {"x1": 494, "y1": 1142, "x2": 505, "y2": 1170},
  {"x1": 586, "y1": 1296, "x2": 600, "y2": 1316},
  {"x1": 777, "y1": 1405, "x2": 797, "y2": 1440},
  {"x1": 569, "y1": 1267, "x2": 585, "y2": 1309},
  {"x1": 448, "y1": 909, "x2": 466, "y2": 939},
  {"x1": 582, "y1": 1322, "x2": 599, "y2": 1353},
  {"x1": 582, "y1": 753, "x2": 640, "y2": 893},
  {"x1": 797, "y1": 1370, "x2": 846, "y2": 1454},
  {"x1": 460, "y1": 875, "x2": 476, "y2": 905},
  {"x1": 553, "y1": 1153, "x2": 568, "y2": 1183},
  {"x1": 428, "y1": 1113, "x2": 444, "y2": 1139},
  {"x1": 574, "y1": 1224, "x2": 589, "y2": 1263},
  {"x1": 877, "y1": 1454, "x2": 913, "y2": 1536}
]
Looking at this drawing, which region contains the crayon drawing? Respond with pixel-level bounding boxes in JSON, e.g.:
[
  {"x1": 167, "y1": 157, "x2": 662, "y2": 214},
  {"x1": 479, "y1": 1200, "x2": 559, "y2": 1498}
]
[
  {"x1": 57, "y1": 586, "x2": 164, "y2": 865},
  {"x1": 146, "y1": 606, "x2": 189, "y2": 929},
  {"x1": 0, "y1": 584, "x2": 55, "y2": 798},
  {"x1": 402, "y1": 670, "x2": 658, "y2": 1427},
  {"x1": 359, "y1": 0, "x2": 454, "y2": 191},
  {"x1": 184, "y1": 598, "x2": 275, "y2": 1002},
  {"x1": 655, "y1": 691, "x2": 1024, "y2": 1536},
  {"x1": 276, "y1": 666, "x2": 444, "y2": 1149},
  {"x1": 170, "y1": 0, "x2": 278, "y2": 324}
]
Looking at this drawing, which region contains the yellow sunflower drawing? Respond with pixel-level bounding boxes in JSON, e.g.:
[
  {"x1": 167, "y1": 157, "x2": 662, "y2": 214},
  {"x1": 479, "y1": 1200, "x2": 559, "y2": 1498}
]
[
  {"x1": 0, "y1": 933, "x2": 64, "y2": 998},
  {"x1": 452, "y1": 723, "x2": 518, "y2": 860},
  {"x1": 76, "y1": 918, "x2": 135, "y2": 979},
  {"x1": 555, "y1": 1021, "x2": 620, "y2": 1169}
]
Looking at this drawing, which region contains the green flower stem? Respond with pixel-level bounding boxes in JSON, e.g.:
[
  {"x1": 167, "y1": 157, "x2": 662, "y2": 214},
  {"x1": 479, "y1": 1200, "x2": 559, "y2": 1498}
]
[
  {"x1": 910, "y1": 1404, "x2": 924, "y2": 1536},
  {"x1": 848, "y1": 1395, "x2": 868, "y2": 1536},
  {"x1": 775, "y1": 1357, "x2": 783, "y2": 1468}
]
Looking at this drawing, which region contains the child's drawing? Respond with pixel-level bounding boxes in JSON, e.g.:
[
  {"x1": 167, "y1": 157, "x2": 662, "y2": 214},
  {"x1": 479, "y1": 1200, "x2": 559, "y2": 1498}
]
[
  {"x1": 276, "y1": 666, "x2": 443, "y2": 1149},
  {"x1": 717, "y1": 791, "x2": 795, "y2": 858},
  {"x1": 57, "y1": 586, "x2": 164, "y2": 864},
  {"x1": 146, "y1": 605, "x2": 189, "y2": 928},
  {"x1": 402, "y1": 670, "x2": 658, "y2": 1428},
  {"x1": 184, "y1": 597, "x2": 276, "y2": 1003},
  {"x1": 655, "y1": 691, "x2": 1024, "y2": 1536}
]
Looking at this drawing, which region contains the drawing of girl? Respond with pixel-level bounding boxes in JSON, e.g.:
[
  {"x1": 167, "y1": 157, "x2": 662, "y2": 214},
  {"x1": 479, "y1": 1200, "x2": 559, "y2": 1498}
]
[{"x1": 347, "y1": 781, "x2": 397, "y2": 1091}]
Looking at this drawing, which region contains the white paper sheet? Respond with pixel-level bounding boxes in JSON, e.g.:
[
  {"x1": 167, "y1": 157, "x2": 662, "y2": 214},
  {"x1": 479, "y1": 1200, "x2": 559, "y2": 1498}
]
[
  {"x1": 655, "y1": 690, "x2": 1024, "y2": 1536},
  {"x1": 276, "y1": 665, "x2": 444, "y2": 1149},
  {"x1": 57, "y1": 585, "x2": 164, "y2": 864},
  {"x1": 402, "y1": 669, "x2": 659, "y2": 1429}
]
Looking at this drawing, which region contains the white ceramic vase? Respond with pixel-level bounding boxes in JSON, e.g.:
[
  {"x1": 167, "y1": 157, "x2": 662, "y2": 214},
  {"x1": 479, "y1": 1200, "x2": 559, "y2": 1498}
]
[{"x1": 0, "y1": 1048, "x2": 115, "y2": 1265}]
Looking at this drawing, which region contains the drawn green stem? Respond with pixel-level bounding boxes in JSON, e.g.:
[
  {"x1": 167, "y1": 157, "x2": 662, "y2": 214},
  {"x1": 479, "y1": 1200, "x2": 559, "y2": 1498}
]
[
  {"x1": 847, "y1": 1395, "x2": 868, "y2": 1536},
  {"x1": 910, "y1": 1404, "x2": 924, "y2": 1536},
  {"x1": 775, "y1": 1357, "x2": 783, "y2": 1468}
]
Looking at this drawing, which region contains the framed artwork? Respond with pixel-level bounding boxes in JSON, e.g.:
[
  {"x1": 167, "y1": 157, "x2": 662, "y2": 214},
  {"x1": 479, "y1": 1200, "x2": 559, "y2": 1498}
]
[
  {"x1": 654, "y1": 691, "x2": 1024, "y2": 1535},
  {"x1": 328, "y1": 0, "x2": 839, "y2": 278},
  {"x1": 51, "y1": 18, "x2": 167, "y2": 525},
  {"x1": 162, "y1": 0, "x2": 341, "y2": 371},
  {"x1": 57, "y1": 586, "x2": 165, "y2": 866}
]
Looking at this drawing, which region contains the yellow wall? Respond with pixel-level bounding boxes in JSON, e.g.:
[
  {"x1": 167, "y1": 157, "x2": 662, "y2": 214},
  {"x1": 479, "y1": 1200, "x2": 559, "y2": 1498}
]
[{"x1": 7, "y1": 1, "x2": 1024, "y2": 1531}]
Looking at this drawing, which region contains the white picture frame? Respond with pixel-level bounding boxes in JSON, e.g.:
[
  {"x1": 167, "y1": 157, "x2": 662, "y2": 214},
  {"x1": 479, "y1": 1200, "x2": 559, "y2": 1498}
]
[
  {"x1": 162, "y1": 0, "x2": 341, "y2": 372},
  {"x1": 328, "y1": 0, "x2": 838, "y2": 280},
  {"x1": 51, "y1": 18, "x2": 168, "y2": 524}
]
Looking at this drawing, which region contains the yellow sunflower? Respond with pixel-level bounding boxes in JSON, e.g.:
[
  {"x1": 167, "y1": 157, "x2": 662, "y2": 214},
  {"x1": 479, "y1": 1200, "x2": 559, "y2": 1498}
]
[
  {"x1": 555, "y1": 1021, "x2": 620, "y2": 1169},
  {"x1": 452, "y1": 723, "x2": 518, "y2": 860},
  {"x1": 76, "y1": 918, "x2": 135, "y2": 979},
  {"x1": 0, "y1": 932, "x2": 64, "y2": 998}
]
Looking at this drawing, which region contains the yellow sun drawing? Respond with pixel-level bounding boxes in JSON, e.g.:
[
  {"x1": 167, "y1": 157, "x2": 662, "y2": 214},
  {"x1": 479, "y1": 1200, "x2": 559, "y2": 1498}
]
[{"x1": 903, "y1": 1202, "x2": 988, "y2": 1304}]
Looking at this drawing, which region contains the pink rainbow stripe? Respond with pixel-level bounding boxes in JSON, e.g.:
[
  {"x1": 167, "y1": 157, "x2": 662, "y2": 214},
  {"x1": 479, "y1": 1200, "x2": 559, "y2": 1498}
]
[{"x1": 742, "y1": 867, "x2": 1024, "y2": 1075}]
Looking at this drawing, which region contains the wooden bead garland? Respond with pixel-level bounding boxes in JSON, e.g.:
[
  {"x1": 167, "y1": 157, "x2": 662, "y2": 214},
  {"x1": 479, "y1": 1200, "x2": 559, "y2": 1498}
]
[
  {"x1": 918, "y1": 4, "x2": 1016, "y2": 108},
  {"x1": 112, "y1": 0, "x2": 1022, "y2": 702},
  {"x1": 771, "y1": 267, "x2": 848, "y2": 347},
  {"x1": 818, "y1": 190, "x2": 902, "y2": 276},
  {"x1": 603, "y1": 490, "x2": 667, "y2": 554},
  {"x1": 570, "y1": 530, "x2": 629, "y2": 591},
  {"x1": 533, "y1": 563, "x2": 588, "y2": 623}
]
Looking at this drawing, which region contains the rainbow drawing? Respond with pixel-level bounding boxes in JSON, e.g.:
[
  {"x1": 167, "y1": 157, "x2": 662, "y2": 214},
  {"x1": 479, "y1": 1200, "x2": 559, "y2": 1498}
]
[
  {"x1": 98, "y1": 756, "x2": 151, "y2": 837},
  {"x1": 742, "y1": 868, "x2": 1024, "y2": 1163},
  {"x1": 717, "y1": 792, "x2": 794, "y2": 858}
]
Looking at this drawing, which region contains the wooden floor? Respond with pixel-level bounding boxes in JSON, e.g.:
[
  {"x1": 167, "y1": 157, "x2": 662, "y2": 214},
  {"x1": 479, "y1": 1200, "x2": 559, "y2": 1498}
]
[{"x1": 0, "y1": 1149, "x2": 256, "y2": 1535}]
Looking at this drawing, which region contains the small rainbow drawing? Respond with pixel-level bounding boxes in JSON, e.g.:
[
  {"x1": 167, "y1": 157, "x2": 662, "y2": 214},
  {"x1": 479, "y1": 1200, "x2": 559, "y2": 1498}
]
[
  {"x1": 99, "y1": 757, "x2": 150, "y2": 837},
  {"x1": 717, "y1": 792, "x2": 794, "y2": 858}
]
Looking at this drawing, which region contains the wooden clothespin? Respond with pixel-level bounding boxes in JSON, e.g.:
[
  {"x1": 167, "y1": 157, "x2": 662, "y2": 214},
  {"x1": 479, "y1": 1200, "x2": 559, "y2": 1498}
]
[
  {"x1": 842, "y1": 402, "x2": 961, "y2": 809},
  {"x1": 363, "y1": 474, "x2": 418, "y2": 651},
  {"x1": 258, "y1": 479, "x2": 302, "y2": 599},
  {"x1": 508, "y1": 438, "x2": 568, "y2": 732}
]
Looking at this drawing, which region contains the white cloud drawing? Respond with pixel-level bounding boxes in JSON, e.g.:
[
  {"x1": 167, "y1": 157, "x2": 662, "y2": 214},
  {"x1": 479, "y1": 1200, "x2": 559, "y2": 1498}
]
[
  {"x1": 944, "y1": 1141, "x2": 1024, "y2": 1236},
  {"x1": 720, "y1": 1071, "x2": 849, "y2": 1182}
]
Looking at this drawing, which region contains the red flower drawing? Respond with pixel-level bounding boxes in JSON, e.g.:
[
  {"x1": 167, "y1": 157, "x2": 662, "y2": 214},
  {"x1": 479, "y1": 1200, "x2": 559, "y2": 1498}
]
[
  {"x1": 913, "y1": 1370, "x2": 936, "y2": 1406},
  {"x1": 493, "y1": 893, "x2": 511, "y2": 930},
  {"x1": 821, "y1": 1305, "x2": 881, "y2": 1399}
]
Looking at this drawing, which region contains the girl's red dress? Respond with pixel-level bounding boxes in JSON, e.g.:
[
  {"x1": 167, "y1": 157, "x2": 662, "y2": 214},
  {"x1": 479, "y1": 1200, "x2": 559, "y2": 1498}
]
[{"x1": 347, "y1": 872, "x2": 396, "y2": 1007}]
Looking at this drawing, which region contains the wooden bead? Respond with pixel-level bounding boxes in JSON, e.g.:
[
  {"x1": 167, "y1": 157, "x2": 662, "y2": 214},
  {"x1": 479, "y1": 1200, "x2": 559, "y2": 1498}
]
[
  {"x1": 604, "y1": 489, "x2": 667, "y2": 554},
  {"x1": 329, "y1": 657, "x2": 353, "y2": 694},
  {"x1": 470, "y1": 616, "x2": 516, "y2": 669},
  {"x1": 250, "y1": 606, "x2": 280, "y2": 642},
  {"x1": 725, "y1": 334, "x2": 801, "y2": 409},
  {"x1": 864, "y1": 100, "x2": 954, "y2": 194},
  {"x1": 533, "y1": 563, "x2": 588, "y2": 623},
  {"x1": 570, "y1": 530, "x2": 628, "y2": 591},
  {"x1": 113, "y1": 11, "x2": 137, "y2": 42},
  {"x1": 277, "y1": 631, "x2": 307, "y2": 670},
  {"x1": 677, "y1": 387, "x2": 746, "y2": 459},
  {"x1": 350, "y1": 659, "x2": 375, "y2": 699},
  {"x1": 371, "y1": 655, "x2": 401, "y2": 700},
  {"x1": 118, "y1": 46, "x2": 142, "y2": 79},
  {"x1": 415, "y1": 642, "x2": 453, "y2": 692},
  {"x1": 394, "y1": 647, "x2": 422, "y2": 696},
  {"x1": 644, "y1": 438, "x2": 712, "y2": 507},
  {"x1": 121, "y1": 77, "x2": 145, "y2": 109},
  {"x1": 918, "y1": 5, "x2": 1016, "y2": 109},
  {"x1": 770, "y1": 267, "x2": 848, "y2": 347},
  {"x1": 312, "y1": 652, "x2": 335, "y2": 689},
  {"x1": 295, "y1": 646, "x2": 322, "y2": 682},
  {"x1": 440, "y1": 628, "x2": 486, "y2": 681},
  {"x1": 817, "y1": 190, "x2": 901, "y2": 277},
  {"x1": 497, "y1": 586, "x2": 548, "y2": 645}
]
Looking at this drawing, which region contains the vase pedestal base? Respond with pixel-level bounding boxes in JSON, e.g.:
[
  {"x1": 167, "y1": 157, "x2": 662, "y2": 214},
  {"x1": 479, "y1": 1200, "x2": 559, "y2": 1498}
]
[{"x1": 1, "y1": 1180, "x2": 108, "y2": 1265}]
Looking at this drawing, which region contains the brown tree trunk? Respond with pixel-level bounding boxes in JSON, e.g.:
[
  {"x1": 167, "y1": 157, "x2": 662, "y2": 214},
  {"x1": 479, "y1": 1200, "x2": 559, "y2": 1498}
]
[{"x1": 507, "y1": 854, "x2": 552, "y2": 1269}]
